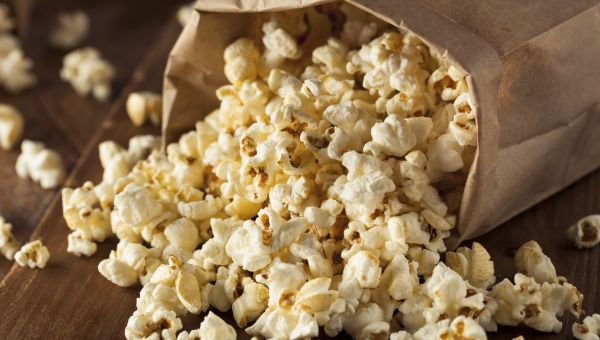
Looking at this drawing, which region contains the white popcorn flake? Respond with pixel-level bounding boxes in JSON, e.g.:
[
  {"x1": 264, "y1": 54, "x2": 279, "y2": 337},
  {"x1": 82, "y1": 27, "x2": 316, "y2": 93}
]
[
  {"x1": 125, "y1": 308, "x2": 182, "y2": 340},
  {"x1": 14, "y1": 240, "x2": 50, "y2": 269},
  {"x1": 491, "y1": 273, "x2": 583, "y2": 333},
  {"x1": 232, "y1": 277, "x2": 269, "y2": 327},
  {"x1": 515, "y1": 240, "x2": 557, "y2": 284},
  {"x1": 406, "y1": 316, "x2": 487, "y2": 340},
  {"x1": 422, "y1": 263, "x2": 485, "y2": 325},
  {"x1": 50, "y1": 11, "x2": 89, "y2": 49},
  {"x1": 0, "y1": 48, "x2": 37, "y2": 93},
  {"x1": 567, "y1": 215, "x2": 600, "y2": 249},
  {"x1": 126, "y1": 91, "x2": 162, "y2": 127},
  {"x1": 16, "y1": 140, "x2": 65, "y2": 189},
  {"x1": 67, "y1": 229, "x2": 98, "y2": 257},
  {"x1": 0, "y1": 103, "x2": 23, "y2": 150},
  {"x1": 176, "y1": 3, "x2": 195, "y2": 27},
  {"x1": 573, "y1": 314, "x2": 600, "y2": 340},
  {"x1": 60, "y1": 47, "x2": 115, "y2": 101},
  {"x1": 114, "y1": 184, "x2": 163, "y2": 226},
  {"x1": 446, "y1": 242, "x2": 495, "y2": 289},
  {"x1": 0, "y1": 215, "x2": 20, "y2": 260},
  {"x1": 427, "y1": 133, "x2": 464, "y2": 173}
]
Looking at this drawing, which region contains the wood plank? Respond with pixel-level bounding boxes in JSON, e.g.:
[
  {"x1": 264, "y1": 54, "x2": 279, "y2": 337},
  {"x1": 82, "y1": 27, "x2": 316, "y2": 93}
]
[{"x1": 0, "y1": 0, "x2": 184, "y2": 277}]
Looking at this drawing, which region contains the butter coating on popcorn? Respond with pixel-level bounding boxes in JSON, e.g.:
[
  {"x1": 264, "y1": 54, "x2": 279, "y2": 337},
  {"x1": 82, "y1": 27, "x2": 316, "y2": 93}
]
[
  {"x1": 14, "y1": 240, "x2": 50, "y2": 269},
  {"x1": 16, "y1": 140, "x2": 65, "y2": 189}
]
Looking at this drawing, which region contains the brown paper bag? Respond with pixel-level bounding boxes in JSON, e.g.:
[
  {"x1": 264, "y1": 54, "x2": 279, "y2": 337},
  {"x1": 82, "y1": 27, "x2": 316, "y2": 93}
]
[{"x1": 163, "y1": 0, "x2": 600, "y2": 241}]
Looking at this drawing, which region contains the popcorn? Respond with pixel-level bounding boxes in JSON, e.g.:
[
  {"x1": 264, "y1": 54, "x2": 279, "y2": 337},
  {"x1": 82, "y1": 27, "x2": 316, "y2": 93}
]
[
  {"x1": 231, "y1": 277, "x2": 269, "y2": 327},
  {"x1": 176, "y1": 3, "x2": 195, "y2": 27},
  {"x1": 114, "y1": 184, "x2": 163, "y2": 226},
  {"x1": 98, "y1": 241, "x2": 158, "y2": 287},
  {"x1": 223, "y1": 38, "x2": 259, "y2": 86},
  {"x1": 364, "y1": 114, "x2": 416, "y2": 157},
  {"x1": 397, "y1": 316, "x2": 487, "y2": 340},
  {"x1": 0, "y1": 103, "x2": 23, "y2": 150},
  {"x1": 125, "y1": 308, "x2": 182, "y2": 340},
  {"x1": 515, "y1": 240, "x2": 557, "y2": 284},
  {"x1": 421, "y1": 263, "x2": 485, "y2": 325},
  {"x1": 15, "y1": 140, "x2": 65, "y2": 189},
  {"x1": 60, "y1": 47, "x2": 115, "y2": 101},
  {"x1": 14, "y1": 240, "x2": 50, "y2": 269},
  {"x1": 0, "y1": 215, "x2": 20, "y2": 260},
  {"x1": 190, "y1": 312, "x2": 236, "y2": 340},
  {"x1": 445, "y1": 242, "x2": 495, "y2": 289},
  {"x1": 491, "y1": 273, "x2": 582, "y2": 333},
  {"x1": 573, "y1": 314, "x2": 600, "y2": 340},
  {"x1": 0, "y1": 48, "x2": 37, "y2": 93},
  {"x1": 126, "y1": 91, "x2": 162, "y2": 126},
  {"x1": 567, "y1": 215, "x2": 600, "y2": 249},
  {"x1": 50, "y1": 11, "x2": 89, "y2": 49},
  {"x1": 427, "y1": 133, "x2": 464, "y2": 173}
]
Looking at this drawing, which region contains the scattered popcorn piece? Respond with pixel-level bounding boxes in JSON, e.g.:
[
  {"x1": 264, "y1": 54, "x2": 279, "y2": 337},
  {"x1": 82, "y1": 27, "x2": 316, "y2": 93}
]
[
  {"x1": 445, "y1": 242, "x2": 495, "y2": 289},
  {"x1": 567, "y1": 215, "x2": 600, "y2": 249},
  {"x1": 515, "y1": 240, "x2": 557, "y2": 284},
  {"x1": 126, "y1": 91, "x2": 162, "y2": 127},
  {"x1": 14, "y1": 240, "x2": 50, "y2": 269},
  {"x1": 0, "y1": 215, "x2": 20, "y2": 260},
  {"x1": 193, "y1": 311, "x2": 237, "y2": 340},
  {"x1": 392, "y1": 316, "x2": 487, "y2": 340},
  {"x1": 573, "y1": 314, "x2": 600, "y2": 340},
  {"x1": 125, "y1": 308, "x2": 182, "y2": 340},
  {"x1": 15, "y1": 140, "x2": 65, "y2": 189},
  {"x1": 492, "y1": 273, "x2": 582, "y2": 333},
  {"x1": 0, "y1": 103, "x2": 23, "y2": 150},
  {"x1": 50, "y1": 11, "x2": 89, "y2": 49},
  {"x1": 60, "y1": 47, "x2": 115, "y2": 101},
  {"x1": 176, "y1": 3, "x2": 195, "y2": 27},
  {"x1": 0, "y1": 48, "x2": 37, "y2": 93}
]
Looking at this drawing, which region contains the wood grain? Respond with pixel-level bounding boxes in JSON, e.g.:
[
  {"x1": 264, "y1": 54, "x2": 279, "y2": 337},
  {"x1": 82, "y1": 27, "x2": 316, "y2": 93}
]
[
  {"x1": 0, "y1": 3, "x2": 598, "y2": 340},
  {"x1": 0, "y1": 0, "x2": 184, "y2": 278}
]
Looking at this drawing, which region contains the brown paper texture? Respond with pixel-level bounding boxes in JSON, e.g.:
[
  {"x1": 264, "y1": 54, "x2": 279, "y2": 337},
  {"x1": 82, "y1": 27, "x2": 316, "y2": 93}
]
[{"x1": 163, "y1": 0, "x2": 600, "y2": 241}]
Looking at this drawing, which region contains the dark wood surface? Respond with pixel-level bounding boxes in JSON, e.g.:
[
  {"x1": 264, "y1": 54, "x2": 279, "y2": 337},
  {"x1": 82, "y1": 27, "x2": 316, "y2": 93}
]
[{"x1": 0, "y1": 2, "x2": 598, "y2": 339}]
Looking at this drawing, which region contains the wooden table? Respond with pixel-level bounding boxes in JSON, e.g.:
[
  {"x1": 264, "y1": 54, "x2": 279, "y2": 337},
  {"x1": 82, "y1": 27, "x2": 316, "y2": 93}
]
[{"x1": 0, "y1": 1, "x2": 598, "y2": 339}]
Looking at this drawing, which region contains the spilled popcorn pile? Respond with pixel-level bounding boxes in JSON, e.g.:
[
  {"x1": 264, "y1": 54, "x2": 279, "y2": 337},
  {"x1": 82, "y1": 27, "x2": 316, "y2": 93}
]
[{"x1": 59, "y1": 6, "x2": 592, "y2": 340}]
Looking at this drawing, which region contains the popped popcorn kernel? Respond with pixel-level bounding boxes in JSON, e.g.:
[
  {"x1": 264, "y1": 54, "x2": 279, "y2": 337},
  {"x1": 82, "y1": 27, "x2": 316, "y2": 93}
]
[
  {"x1": 14, "y1": 240, "x2": 50, "y2": 269},
  {"x1": 126, "y1": 91, "x2": 162, "y2": 127},
  {"x1": 0, "y1": 103, "x2": 24, "y2": 150},
  {"x1": 15, "y1": 140, "x2": 65, "y2": 189},
  {"x1": 60, "y1": 47, "x2": 115, "y2": 101},
  {"x1": 0, "y1": 215, "x2": 20, "y2": 260},
  {"x1": 567, "y1": 215, "x2": 600, "y2": 249},
  {"x1": 573, "y1": 314, "x2": 600, "y2": 340},
  {"x1": 50, "y1": 11, "x2": 89, "y2": 49}
]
